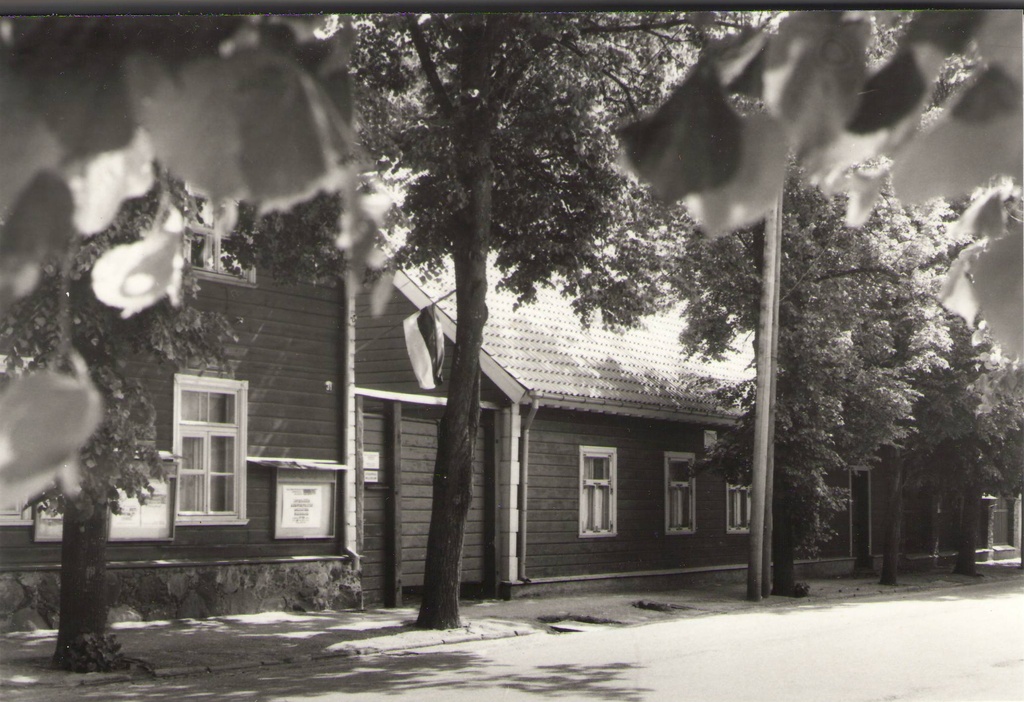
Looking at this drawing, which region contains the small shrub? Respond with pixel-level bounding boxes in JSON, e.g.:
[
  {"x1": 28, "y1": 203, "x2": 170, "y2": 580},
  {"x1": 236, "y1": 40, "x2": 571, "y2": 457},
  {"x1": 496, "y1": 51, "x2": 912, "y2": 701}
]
[{"x1": 793, "y1": 582, "x2": 810, "y2": 598}]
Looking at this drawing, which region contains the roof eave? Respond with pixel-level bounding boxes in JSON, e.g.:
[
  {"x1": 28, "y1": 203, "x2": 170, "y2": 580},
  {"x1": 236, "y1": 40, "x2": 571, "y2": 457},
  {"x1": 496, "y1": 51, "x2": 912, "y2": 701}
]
[{"x1": 526, "y1": 390, "x2": 739, "y2": 426}]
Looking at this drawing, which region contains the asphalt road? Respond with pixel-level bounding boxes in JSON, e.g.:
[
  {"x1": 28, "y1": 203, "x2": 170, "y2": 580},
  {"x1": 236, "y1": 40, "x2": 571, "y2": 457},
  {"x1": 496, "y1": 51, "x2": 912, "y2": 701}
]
[{"x1": 12, "y1": 577, "x2": 1024, "y2": 702}]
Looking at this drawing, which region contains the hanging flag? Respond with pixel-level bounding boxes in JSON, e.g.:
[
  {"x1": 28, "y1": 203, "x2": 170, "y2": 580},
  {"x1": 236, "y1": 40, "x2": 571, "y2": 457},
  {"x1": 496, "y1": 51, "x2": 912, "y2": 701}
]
[{"x1": 403, "y1": 305, "x2": 444, "y2": 390}]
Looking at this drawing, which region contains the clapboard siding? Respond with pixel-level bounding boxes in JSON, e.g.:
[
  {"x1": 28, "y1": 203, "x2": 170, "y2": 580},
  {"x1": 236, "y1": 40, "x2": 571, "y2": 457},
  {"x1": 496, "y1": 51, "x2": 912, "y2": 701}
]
[
  {"x1": 0, "y1": 274, "x2": 347, "y2": 567},
  {"x1": 358, "y1": 413, "x2": 388, "y2": 605},
  {"x1": 134, "y1": 275, "x2": 344, "y2": 462},
  {"x1": 399, "y1": 413, "x2": 487, "y2": 587},
  {"x1": 525, "y1": 407, "x2": 751, "y2": 578},
  {"x1": 360, "y1": 488, "x2": 388, "y2": 605},
  {"x1": 358, "y1": 402, "x2": 489, "y2": 603}
]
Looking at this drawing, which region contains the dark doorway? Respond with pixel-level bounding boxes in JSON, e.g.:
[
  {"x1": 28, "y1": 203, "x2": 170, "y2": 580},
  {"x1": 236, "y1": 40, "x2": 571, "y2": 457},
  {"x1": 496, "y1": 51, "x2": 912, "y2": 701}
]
[{"x1": 992, "y1": 497, "x2": 1013, "y2": 546}]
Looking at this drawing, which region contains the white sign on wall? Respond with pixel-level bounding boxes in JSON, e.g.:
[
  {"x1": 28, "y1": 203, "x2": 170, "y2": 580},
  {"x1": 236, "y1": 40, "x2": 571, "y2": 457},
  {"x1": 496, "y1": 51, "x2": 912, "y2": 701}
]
[
  {"x1": 274, "y1": 468, "x2": 336, "y2": 539},
  {"x1": 109, "y1": 481, "x2": 172, "y2": 540},
  {"x1": 35, "y1": 480, "x2": 174, "y2": 542},
  {"x1": 281, "y1": 485, "x2": 324, "y2": 528},
  {"x1": 363, "y1": 450, "x2": 380, "y2": 483}
]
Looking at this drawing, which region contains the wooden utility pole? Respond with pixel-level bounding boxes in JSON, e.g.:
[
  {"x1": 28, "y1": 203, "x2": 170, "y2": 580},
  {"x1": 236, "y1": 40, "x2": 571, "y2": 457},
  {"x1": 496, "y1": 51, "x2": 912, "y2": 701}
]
[
  {"x1": 748, "y1": 193, "x2": 783, "y2": 602},
  {"x1": 762, "y1": 194, "x2": 783, "y2": 598}
]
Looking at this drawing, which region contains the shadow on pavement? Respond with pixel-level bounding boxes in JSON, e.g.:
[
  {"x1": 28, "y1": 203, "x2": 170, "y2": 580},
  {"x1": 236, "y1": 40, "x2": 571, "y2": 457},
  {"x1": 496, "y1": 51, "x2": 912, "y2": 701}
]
[
  {"x1": 753, "y1": 567, "x2": 1024, "y2": 617},
  {"x1": 61, "y1": 651, "x2": 651, "y2": 701}
]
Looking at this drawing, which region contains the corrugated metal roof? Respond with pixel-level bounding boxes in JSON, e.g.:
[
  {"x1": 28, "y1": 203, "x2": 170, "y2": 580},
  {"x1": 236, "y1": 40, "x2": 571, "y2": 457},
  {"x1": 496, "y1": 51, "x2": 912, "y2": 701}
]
[{"x1": 406, "y1": 269, "x2": 753, "y2": 420}]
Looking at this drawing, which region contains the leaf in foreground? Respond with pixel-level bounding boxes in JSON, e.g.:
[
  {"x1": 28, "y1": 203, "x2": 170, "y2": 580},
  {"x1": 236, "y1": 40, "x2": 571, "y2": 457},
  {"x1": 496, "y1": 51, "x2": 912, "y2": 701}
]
[
  {"x1": 0, "y1": 172, "x2": 74, "y2": 314},
  {"x1": 0, "y1": 366, "x2": 104, "y2": 504},
  {"x1": 126, "y1": 49, "x2": 350, "y2": 209},
  {"x1": 972, "y1": 230, "x2": 1024, "y2": 361},
  {"x1": 618, "y1": 65, "x2": 742, "y2": 203},
  {"x1": 892, "y1": 66, "x2": 1023, "y2": 204},
  {"x1": 92, "y1": 224, "x2": 183, "y2": 318},
  {"x1": 682, "y1": 113, "x2": 787, "y2": 237}
]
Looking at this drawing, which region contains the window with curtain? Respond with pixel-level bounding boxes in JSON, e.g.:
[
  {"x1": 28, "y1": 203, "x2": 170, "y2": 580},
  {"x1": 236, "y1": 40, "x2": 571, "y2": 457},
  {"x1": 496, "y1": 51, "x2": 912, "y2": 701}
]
[
  {"x1": 665, "y1": 452, "x2": 696, "y2": 534},
  {"x1": 579, "y1": 446, "x2": 616, "y2": 537}
]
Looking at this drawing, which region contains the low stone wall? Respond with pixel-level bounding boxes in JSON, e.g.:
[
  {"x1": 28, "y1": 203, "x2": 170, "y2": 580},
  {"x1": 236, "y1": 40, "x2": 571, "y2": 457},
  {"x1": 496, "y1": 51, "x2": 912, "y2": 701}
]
[{"x1": 0, "y1": 558, "x2": 361, "y2": 632}]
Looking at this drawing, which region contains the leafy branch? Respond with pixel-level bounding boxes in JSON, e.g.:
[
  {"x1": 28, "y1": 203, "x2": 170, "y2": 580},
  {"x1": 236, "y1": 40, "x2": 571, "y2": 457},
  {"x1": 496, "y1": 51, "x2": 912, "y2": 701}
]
[{"x1": 407, "y1": 17, "x2": 455, "y2": 118}]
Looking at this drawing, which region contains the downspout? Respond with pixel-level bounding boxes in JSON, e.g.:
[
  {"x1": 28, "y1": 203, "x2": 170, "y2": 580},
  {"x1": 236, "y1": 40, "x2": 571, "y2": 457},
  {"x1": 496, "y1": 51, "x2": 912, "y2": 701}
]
[{"x1": 517, "y1": 396, "x2": 540, "y2": 582}]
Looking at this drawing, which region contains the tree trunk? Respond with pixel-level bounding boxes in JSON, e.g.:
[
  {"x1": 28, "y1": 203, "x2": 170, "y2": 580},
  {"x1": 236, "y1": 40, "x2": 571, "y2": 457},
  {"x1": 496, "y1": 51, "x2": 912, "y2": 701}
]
[
  {"x1": 416, "y1": 16, "x2": 496, "y2": 630},
  {"x1": 953, "y1": 485, "x2": 981, "y2": 576},
  {"x1": 53, "y1": 495, "x2": 110, "y2": 668},
  {"x1": 771, "y1": 491, "x2": 796, "y2": 596},
  {"x1": 879, "y1": 451, "x2": 905, "y2": 586}
]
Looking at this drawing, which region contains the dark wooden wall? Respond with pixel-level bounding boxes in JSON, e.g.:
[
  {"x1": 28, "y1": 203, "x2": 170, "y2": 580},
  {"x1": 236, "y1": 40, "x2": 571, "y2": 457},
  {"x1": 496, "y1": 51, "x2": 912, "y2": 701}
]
[
  {"x1": 0, "y1": 274, "x2": 347, "y2": 567},
  {"x1": 524, "y1": 407, "x2": 852, "y2": 579},
  {"x1": 359, "y1": 402, "x2": 489, "y2": 606},
  {"x1": 524, "y1": 408, "x2": 735, "y2": 577}
]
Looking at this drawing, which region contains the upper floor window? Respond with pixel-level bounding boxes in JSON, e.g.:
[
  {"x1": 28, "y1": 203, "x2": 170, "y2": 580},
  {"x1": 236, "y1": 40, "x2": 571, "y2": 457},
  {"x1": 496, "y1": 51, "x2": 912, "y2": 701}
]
[
  {"x1": 665, "y1": 452, "x2": 696, "y2": 534},
  {"x1": 579, "y1": 446, "x2": 616, "y2": 537},
  {"x1": 185, "y1": 200, "x2": 255, "y2": 284},
  {"x1": 726, "y1": 483, "x2": 752, "y2": 534},
  {"x1": 174, "y1": 374, "x2": 248, "y2": 524}
]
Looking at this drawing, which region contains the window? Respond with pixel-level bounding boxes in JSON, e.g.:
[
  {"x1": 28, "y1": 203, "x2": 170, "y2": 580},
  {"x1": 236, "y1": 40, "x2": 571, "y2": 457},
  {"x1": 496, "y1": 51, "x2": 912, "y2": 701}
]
[
  {"x1": 0, "y1": 494, "x2": 31, "y2": 526},
  {"x1": 665, "y1": 452, "x2": 696, "y2": 534},
  {"x1": 579, "y1": 446, "x2": 616, "y2": 537},
  {"x1": 726, "y1": 483, "x2": 752, "y2": 533},
  {"x1": 185, "y1": 201, "x2": 254, "y2": 284},
  {"x1": 0, "y1": 356, "x2": 31, "y2": 525},
  {"x1": 174, "y1": 374, "x2": 248, "y2": 524}
]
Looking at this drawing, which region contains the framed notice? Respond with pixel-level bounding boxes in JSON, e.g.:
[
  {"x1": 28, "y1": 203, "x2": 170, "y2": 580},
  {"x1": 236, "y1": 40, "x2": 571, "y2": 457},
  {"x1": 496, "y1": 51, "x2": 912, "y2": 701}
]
[
  {"x1": 363, "y1": 450, "x2": 380, "y2": 483},
  {"x1": 34, "y1": 506, "x2": 63, "y2": 542},
  {"x1": 275, "y1": 469, "x2": 336, "y2": 539},
  {"x1": 34, "y1": 479, "x2": 175, "y2": 542},
  {"x1": 109, "y1": 480, "x2": 174, "y2": 541}
]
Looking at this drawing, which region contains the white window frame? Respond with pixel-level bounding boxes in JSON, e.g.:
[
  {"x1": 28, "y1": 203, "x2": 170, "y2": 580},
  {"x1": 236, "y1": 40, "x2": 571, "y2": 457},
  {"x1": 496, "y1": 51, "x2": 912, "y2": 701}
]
[
  {"x1": 0, "y1": 356, "x2": 32, "y2": 525},
  {"x1": 726, "y1": 483, "x2": 752, "y2": 534},
  {"x1": 173, "y1": 374, "x2": 249, "y2": 525},
  {"x1": 665, "y1": 452, "x2": 696, "y2": 535},
  {"x1": 0, "y1": 500, "x2": 32, "y2": 526},
  {"x1": 579, "y1": 446, "x2": 617, "y2": 538},
  {"x1": 185, "y1": 210, "x2": 255, "y2": 286}
]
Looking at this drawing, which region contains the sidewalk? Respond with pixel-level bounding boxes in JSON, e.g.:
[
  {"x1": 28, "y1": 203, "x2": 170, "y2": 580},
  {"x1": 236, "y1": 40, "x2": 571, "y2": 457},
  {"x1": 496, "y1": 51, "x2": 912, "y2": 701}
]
[{"x1": 1, "y1": 560, "x2": 1020, "y2": 690}]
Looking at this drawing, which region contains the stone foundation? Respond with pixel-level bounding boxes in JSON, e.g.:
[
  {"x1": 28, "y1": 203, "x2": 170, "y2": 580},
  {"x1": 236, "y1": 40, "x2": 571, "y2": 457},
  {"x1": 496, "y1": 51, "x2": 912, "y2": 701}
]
[{"x1": 0, "y1": 557, "x2": 361, "y2": 632}]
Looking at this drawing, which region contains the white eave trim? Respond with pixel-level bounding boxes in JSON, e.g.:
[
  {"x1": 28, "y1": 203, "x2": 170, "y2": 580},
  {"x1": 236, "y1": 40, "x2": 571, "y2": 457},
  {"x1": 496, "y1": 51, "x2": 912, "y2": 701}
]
[
  {"x1": 355, "y1": 386, "x2": 504, "y2": 410},
  {"x1": 529, "y1": 392, "x2": 739, "y2": 426},
  {"x1": 246, "y1": 456, "x2": 347, "y2": 471},
  {"x1": 393, "y1": 270, "x2": 529, "y2": 404}
]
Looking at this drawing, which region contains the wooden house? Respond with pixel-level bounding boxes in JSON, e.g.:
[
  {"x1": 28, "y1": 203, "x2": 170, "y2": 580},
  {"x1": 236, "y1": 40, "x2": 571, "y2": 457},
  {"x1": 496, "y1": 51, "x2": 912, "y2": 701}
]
[
  {"x1": 354, "y1": 270, "x2": 865, "y2": 605},
  {"x1": 2, "y1": 248, "x2": 1018, "y2": 630},
  {"x1": 0, "y1": 223, "x2": 361, "y2": 629}
]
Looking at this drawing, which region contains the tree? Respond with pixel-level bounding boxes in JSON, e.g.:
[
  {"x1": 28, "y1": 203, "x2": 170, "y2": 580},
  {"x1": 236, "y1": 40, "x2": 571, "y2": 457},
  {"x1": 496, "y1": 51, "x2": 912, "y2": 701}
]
[
  {"x1": 2, "y1": 176, "x2": 232, "y2": 668},
  {"x1": 619, "y1": 9, "x2": 1022, "y2": 592},
  {"x1": 681, "y1": 169, "x2": 958, "y2": 595},
  {"x1": 0, "y1": 15, "x2": 374, "y2": 669},
  {"x1": 350, "y1": 12, "x2": 721, "y2": 628},
  {"x1": 621, "y1": 11, "x2": 1022, "y2": 363},
  {"x1": 901, "y1": 322, "x2": 1024, "y2": 578}
]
